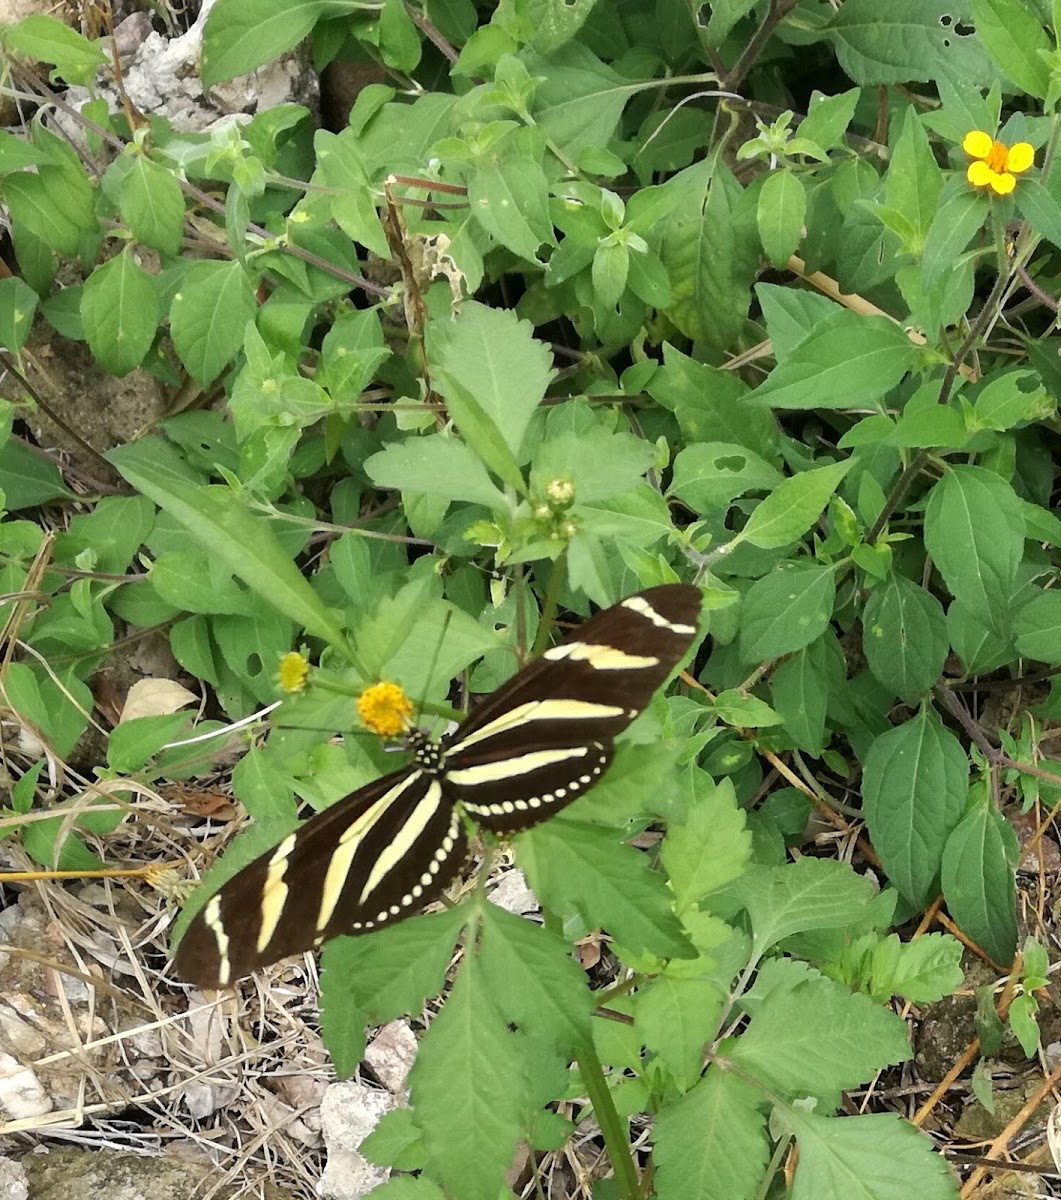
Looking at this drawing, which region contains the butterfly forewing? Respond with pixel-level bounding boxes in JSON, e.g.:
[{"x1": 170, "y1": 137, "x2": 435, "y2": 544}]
[
  {"x1": 174, "y1": 766, "x2": 468, "y2": 988},
  {"x1": 444, "y1": 584, "x2": 701, "y2": 832}
]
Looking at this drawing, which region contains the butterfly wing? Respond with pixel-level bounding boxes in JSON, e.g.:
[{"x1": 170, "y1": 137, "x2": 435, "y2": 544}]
[
  {"x1": 174, "y1": 766, "x2": 467, "y2": 988},
  {"x1": 443, "y1": 584, "x2": 701, "y2": 833}
]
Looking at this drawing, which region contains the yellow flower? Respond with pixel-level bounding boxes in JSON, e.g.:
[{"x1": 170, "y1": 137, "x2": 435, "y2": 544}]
[
  {"x1": 357, "y1": 681, "x2": 413, "y2": 737},
  {"x1": 962, "y1": 130, "x2": 1034, "y2": 196},
  {"x1": 278, "y1": 651, "x2": 310, "y2": 693}
]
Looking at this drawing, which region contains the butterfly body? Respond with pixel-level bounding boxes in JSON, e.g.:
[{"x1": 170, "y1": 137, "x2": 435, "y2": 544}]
[{"x1": 174, "y1": 584, "x2": 701, "y2": 988}]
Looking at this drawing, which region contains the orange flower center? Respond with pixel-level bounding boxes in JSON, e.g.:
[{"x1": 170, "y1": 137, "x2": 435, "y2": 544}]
[{"x1": 985, "y1": 140, "x2": 1008, "y2": 173}]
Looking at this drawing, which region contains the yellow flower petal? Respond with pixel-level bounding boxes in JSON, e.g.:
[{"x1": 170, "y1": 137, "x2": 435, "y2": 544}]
[
  {"x1": 991, "y1": 172, "x2": 1016, "y2": 195},
  {"x1": 357, "y1": 681, "x2": 413, "y2": 738},
  {"x1": 278, "y1": 651, "x2": 309, "y2": 693},
  {"x1": 963, "y1": 130, "x2": 994, "y2": 159},
  {"x1": 967, "y1": 160, "x2": 993, "y2": 188},
  {"x1": 1005, "y1": 142, "x2": 1034, "y2": 173}
]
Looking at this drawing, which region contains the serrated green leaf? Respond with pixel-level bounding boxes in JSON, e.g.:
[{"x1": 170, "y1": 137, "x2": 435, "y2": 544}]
[
  {"x1": 784, "y1": 1108, "x2": 959, "y2": 1200},
  {"x1": 740, "y1": 563, "x2": 837, "y2": 661},
  {"x1": 738, "y1": 459, "x2": 852, "y2": 549},
  {"x1": 202, "y1": 0, "x2": 353, "y2": 85},
  {"x1": 922, "y1": 184, "x2": 989, "y2": 290},
  {"x1": 713, "y1": 857, "x2": 879, "y2": 957},
  {"x1": 3, "y1": 14, "x2": 106, "y2": 83},
  {"x1": 728, "y1": 974, "x2": 910, "y2": 1096},
  {"x1": 770, "y1": 633, "x2": 843, "y2": 754},
  {"x1": 477, "y1": 902, "x2": 593, "y2": 1051},
  {"x1": 533, "y1": 427, "x2": 656, "y2": 504},
  {"x1": 661, "y1": 777, "x2": 751, "y2": 915},
  {"x1": 654, "y1": 1069, "x2": 768, "y2": 1200},
  {"x1": 517, "y1": 817, "x2": 694, "y2": 959},
  {"x1": 320, "y1": 907, "x2": 468, "y2": 1068},
  {"x1": 0, "y1": 275, "x2": 38, "y2": 353},
  {"x1": 635, "y1": 976, "x2": 725, "y2": 1090},
  {"x1": 410, "y1": 954, "x2": 538, "y2": 1200},
  {"x1": 867, "y1": 932, "x2": 965, "y2": 1004},
  {"x1": 863, "y1": 574, "x2": 948, "y2": 702},
  {"x1": 884, "y1": 106, "x2": 943, "y2": 250},
  {"x1": 862, "y1": 708, "x2": 968, "y2": 908}
]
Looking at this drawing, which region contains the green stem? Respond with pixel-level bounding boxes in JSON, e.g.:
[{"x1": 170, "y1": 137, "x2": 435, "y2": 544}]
[
  {"x1": 577, "y1": 1036, "x2": 643, "y2": 1200},
  {"x1": 532, "y1": 554, "x2": 567, "y2": 658}
]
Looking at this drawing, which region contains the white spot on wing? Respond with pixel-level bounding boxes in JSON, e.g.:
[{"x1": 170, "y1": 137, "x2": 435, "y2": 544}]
[
  {"x1": 256, "y1": 832, "x2": 297, "y2": 954},
  {"x1": 543, "y1": 641, "x2": 660, "y2": 669},
  {"x1": 204, "y1": 895, "x2": 231, "y2": 987},
  {"x1": 622, "y1": 595, "x2": 696, "y2": 635},
  {"x1": 445, "y1": 745, "x2": 590, "y2": 787},
  {"x1": 357, "y1": 780, "x2": 444, "y2": 907}
]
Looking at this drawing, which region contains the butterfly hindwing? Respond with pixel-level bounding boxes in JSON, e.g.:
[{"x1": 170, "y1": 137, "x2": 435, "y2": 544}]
[
  {"x1": 174, "y1": 766, "x2": 468, "y2": 988},
  {"x1": 444, "y1": 584, "x2": 700, "y2": 833}
]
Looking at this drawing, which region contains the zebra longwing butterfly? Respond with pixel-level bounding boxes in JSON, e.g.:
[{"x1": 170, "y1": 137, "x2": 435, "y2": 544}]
[{"x1": 174, "y1": 584, "x2": 701, "y2": 988}]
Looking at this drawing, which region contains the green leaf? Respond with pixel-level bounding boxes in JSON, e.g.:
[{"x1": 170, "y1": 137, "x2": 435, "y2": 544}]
[
  {"x1": 854, "y1": 932, "x2": 965, "y2": 1004},
  {"x1": 0, "y1": 275, "x2": 38, "y2": 352},
  {"x1": 119, "y1": 155, "x2": 186, "y2": 256},
  {"x1": 1016, "y1": 177, "x2": 1061, "y2": 249},
  {"x1": 798, "y1": 88, "x2": 861, "y2": 153},
  {"x1": 667, "y1": 442, "x2": 783, "y2": 513},
  {"x1": 771, "y1": 633, "x2": 844, "y2": 755},
  {"x1": 107, "y1": 713, "x2": 191, "y2": 773},
  {"x1": 169, "y1": 260, "x2": 257, "y2": 387},
  {"x1": 784, "y1": 1108, "x2": 959, "y2": 1200},
  {"x1": 969, "y1": 369, "x2": 1051, "y2": 432},
  {"x1": 591, "y1": 238, "x2": 629, "y2": 308},
  {"x1": 0, "y1": 131, "x2": 47, "y2": 174},
  {"x1": 728, "y1": 973, "x2": 910, "y2": 1097},
  {"x1": 477, "y1": 902, "x2": 592, "y2": 1051},
  {"x1": 107, "y1": 438, "x2": 352, "y2": 654},
  {"x1": 713, "y1": 690, "x2": 780, "y2": 728},
  {"x1": 361, "y1": 1109, "x2": 426, "y2": 1171},
  {"x1": 825, "y1": 0, "x2": 995, "y2": 85},
  {"x1": 3, "y1": 167, "x2": 94, "y2": 256},
  {"x1": 923, "y1": 465, "x2": 1024, "y2": 635},
  {"x1": 661, "y1": 777, "x2": 751, "y2": 916},
  {"x1": 410, "y1": 954, "x2": 537, "y2": 1200},
  {"x1": 740, "y1": 563, "x2": 837, "y2": 660},
  {"x1": 3, "y1": 14, "x2": 106, "y2": 84},
  {"x1": 941, "y1": 787, "x2": 1018, "y2": 967},
  {"x1": 321, "y1": 906, "x2": 468, "y2": 1027},
  {"x1": 3, "y1": 662, "x2": 91, "y2": 759},
  {"x1": 757, "y1": 170, "x2": 806, "y2": 266},
  {"x1": 650, "y1": 344, "x2": 777, "y2": 458},
  {"x1": 654, "y1": 1070, "x2": 769, "y2": 1200},
  {"x1": 81, "y1": 249, "x2": 160, "y2": 376},
  {"x1": 379, "y1": 0, "x2": 421, "y2": 71},
  {"x1": 467, "y1": 127, "x2": 554, "y2": 262},
  {"x1": 862, "y1": 708, "x2": 969, "y2": 908},
  {"x1": 319, "y1": 308, "x2": 389, "y2": 404},
  {"x1": 1015, "y1": 590, "x2": 1061, "y2": 663},
  {"x1": 713, "y1": 857, "x2": 880, "y2": 957},
  {"x1": 427, "y1": 300, "x2": 552, "y2": 475},
  {"x1": 751, "y1": 310, "x2": 917, "y2": 411},
  {"x1": 364, "y1": 434, "x2": 508, "y2": 509},
  {"x1": 517, "y1": 817, "x2": 694, "y2": 959},
  {"x1": 661, "y1": 161, "x2": 757, "y2": 354},
  {"x1": 884, "y1": 105, "x2": 943, "y2": 250},
  {"x1": 971, "y1": 0, "x2": 1051, "y2": 98},
  {"x1": 922, "y1": 185, "x2": 989, "y2": 290},
  {"x1": 862, "y1": 574, "x2": 948, "y2": 701},
  {"x1": 523, "y1": 43, "x2": 628, "y2": 161},
  {"x1": 0, "y1": 438, "x2": 71, "y2": 508},
  {"x1": 738, "y1": 459, "x2": 853, "y2": 549},
  {"x1": 635, "y1": 976, "x2": 725, "y2": 1089},
  {"x1": 202, "y1": 0, "x2": 355, "y2": 84},
  {"x1": 532, "y1": 427, "x2": 656, "y2": 503}
]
